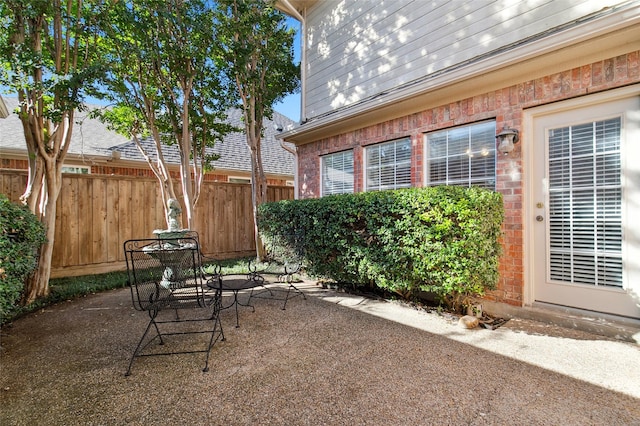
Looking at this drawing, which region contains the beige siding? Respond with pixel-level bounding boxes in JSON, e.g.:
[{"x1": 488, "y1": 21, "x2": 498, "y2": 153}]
[{"x1": 304, "y1": 0, "x2": 623, "y2": 119}]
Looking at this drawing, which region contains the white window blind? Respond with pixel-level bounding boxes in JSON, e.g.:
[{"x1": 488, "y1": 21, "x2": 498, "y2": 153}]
[
  {"x1": 365, "y1": 138, "x2": 411, "y2": 191},
  {"x1": 322, "y1": 150, "x2": 354, "y2": 195},
  {"x1": 62, "y1": 165, "x2": 90, "y2": 174},
  {"x1": 426, "y1": 121, "x2": 496, "y2": 189},
  {"x1": 548, "y1": 117, "x2": 622, "y2": 287}
]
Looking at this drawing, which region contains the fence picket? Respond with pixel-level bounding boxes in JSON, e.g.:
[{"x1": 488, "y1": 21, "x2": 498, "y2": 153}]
[{"x1": 0, "y1": 171, "x2": 293, "y2": 277}]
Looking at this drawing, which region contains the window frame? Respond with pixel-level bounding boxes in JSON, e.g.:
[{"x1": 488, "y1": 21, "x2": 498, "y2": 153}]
[
  {"x1": 364, "y1": 137, "x2": 412, "y2": 192},
  {"x1": 61, "y1": 165, "x2": 90, "y2": 174},
  {"x1": 424, "y1": 120, "x2": 497, "y2": 189},
  {"x1": 321, "y1": 149, "x2": 355, "y2": 196},
  {"x1": 228, "y1": 176, "x2": 251, "y2": 184}
]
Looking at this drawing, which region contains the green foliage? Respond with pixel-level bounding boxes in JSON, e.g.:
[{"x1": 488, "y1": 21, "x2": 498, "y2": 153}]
[
  {"x1": 214, "y1": 0, "x2": 301, "y2": 259},
  {"x1": 0, "y1": 0, "x2": 109, "y2": 108},
  {"x1": 258, "y1": 187, "x2": 504, "y2": 310},
  {"x1": 214, "y1": 0, "x2": 300, "y2": 118},
  {"x1": 98, "y1": 0, "x2": 234, "y2": 148},
  {"x1": 0, "y1": 195, "x2": 46, "y2": 322},
  {"x1": 96, "y1": 0, "x2": 238, "y2": 227},
  {"x1": 1, "y1": 0, "x2": 111, "y2": 303}
]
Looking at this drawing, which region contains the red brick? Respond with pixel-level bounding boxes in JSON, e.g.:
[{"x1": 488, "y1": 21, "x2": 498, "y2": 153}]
[
  {"x1": 604, "y1": 58, "x2": 615, "y2": 82},
  {"x1": 294, "y1": 50, "x2": 640, "y2": 308},
  {"x1": 592, "y1": 61, "x2": 603, "y2": 85},
  {"x1": 629, "y1": 51, "x2": 639, "y2": 78}
]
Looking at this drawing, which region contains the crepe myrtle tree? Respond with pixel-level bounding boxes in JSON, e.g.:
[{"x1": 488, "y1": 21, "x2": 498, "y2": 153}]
[
  {"x1": 214, "y1": 0, "x2": 299, "y2": 261},
  {"x1": 0, "y1": 0, "x2": 107, "y2": 303},
  {"x1": 96, "y1": 0, "x2": 235, "y2": 230}
]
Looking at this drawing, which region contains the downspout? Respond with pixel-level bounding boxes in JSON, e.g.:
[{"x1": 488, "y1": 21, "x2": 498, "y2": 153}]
[
  {"x1": 279, "y1": 0, "x2": 306, "y2": 199},
  {"x1": 280, "y1": 0, "x2": 306, "y2": 123},
  {"x1": 279, "y1": 141, "x2": 299, "y2": 199}
]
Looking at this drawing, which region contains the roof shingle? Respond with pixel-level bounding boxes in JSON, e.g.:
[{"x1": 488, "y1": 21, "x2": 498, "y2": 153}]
[{"x1": 0, "y1": 97, "x2": 296, "y2": 176}]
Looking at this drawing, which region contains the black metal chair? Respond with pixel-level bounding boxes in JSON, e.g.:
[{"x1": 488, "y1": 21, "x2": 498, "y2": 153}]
[
  {"x1": 123, "y1": 237, "x2": 224, "y2": 376},
  {"x1": 247, "y1": 259, "x2": 306, "y2": 310},
  {"x1": 178, "y1": 231, "x2": 305, "y2": 325}
]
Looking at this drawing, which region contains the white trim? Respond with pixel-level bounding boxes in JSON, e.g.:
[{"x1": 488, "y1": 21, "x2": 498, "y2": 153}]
[
  {"x1": 522, "y1": 83, "x2": 640, "y2": 307},
  {"x1": 278, "y1": 0, "x2": 306, "y2": 123}
]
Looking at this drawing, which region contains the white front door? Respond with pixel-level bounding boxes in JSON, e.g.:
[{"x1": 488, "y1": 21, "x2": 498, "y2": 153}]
[{"x1": 529, "y1": 88, "x2": 640, "y2": 319}]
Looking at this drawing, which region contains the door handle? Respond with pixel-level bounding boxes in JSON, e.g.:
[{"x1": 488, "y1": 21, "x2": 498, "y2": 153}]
[{"x1": 536, "y1": 215, "x2": 544, "y2": 222}]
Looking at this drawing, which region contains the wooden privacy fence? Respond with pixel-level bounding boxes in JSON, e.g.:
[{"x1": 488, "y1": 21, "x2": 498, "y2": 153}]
[{"x1": 0, "y1": 171, "x2": 293, "y2": 278}]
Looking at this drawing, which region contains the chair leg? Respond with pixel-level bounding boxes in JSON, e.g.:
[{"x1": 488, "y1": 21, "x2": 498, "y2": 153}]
[
  {"x1": 125, "y1": 309, "x2": 162, "y2": 376},
  {"x1": 281, "y1": 283, "x2": 306, "y2": 310},
  {"x1": 246, "y1": 282, "x2": 274, "y2": 312},
  {"x1": 202, "y1": 306, "x2": 225, "y2": 373}
]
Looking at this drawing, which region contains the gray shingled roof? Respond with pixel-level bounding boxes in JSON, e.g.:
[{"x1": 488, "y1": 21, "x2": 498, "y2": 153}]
[
  {"x1": 0, "y1": 97, "x2": 129, "y2": 157},
  {"x1": 0, "y1": 97, "x2": 295, "y2": 176}
]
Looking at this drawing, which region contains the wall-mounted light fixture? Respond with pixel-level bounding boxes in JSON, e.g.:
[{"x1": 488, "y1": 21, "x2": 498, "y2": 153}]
[{"x1": 496, "y1": 127, "x2": 519, "y2": 155}]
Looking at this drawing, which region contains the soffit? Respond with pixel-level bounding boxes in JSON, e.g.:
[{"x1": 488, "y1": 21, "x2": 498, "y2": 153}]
[{"x1": 275, "y1": 0, "x2": 318, "y2": 16}]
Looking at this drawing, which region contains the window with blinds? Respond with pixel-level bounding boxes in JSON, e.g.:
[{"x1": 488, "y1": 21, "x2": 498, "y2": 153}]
[
  {"x1": 321, "y1": 150, "x2": 354, "y2": 195},
  {"x1": 547, "y1": 117, "x2": 622, "y2": 287},
  {"x1": 425, "y1": 121, "x2": 496, "y2": 189},
  {"x1": 62, "y1": 165, "x2": 90, "y2": 174},
  {"x1": 365, "y1": 138, "x2": 411, "y2": 191}
]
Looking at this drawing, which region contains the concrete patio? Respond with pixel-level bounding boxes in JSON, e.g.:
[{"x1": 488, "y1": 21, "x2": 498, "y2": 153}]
[{"x1": 1, "y1": 279, "x2": 639, "y2": 425}]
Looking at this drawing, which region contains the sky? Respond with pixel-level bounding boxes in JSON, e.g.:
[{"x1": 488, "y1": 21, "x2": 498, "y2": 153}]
[
  {"x1": 273, "y1": 17, "x2": 302, "y2": 123},
  {"x1": 274, "y1": 91, "x2": 301, "y2": 123}
]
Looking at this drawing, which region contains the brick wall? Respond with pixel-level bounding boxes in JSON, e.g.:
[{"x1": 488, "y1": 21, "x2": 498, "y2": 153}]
[
  {"x1": 295, "y1": 50, "x2": 640, "y2": 307},
  {"x1": 0, "y1": 158, "x2": 28, "y2": 170},
  {"x1": 2, "y1": 161, "x2": 290, "y2": 186}
]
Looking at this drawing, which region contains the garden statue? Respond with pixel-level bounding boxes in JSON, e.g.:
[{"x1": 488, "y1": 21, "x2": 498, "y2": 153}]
[
  {"x1": 167, "y1": 198, "x2": 182, "y2": 231},
  {"x1": 148, "y1": 198, "x2": 193, "y2": 287},
  {"x1": 152, "y1": 198, "x2": 187, "y2": 239}
]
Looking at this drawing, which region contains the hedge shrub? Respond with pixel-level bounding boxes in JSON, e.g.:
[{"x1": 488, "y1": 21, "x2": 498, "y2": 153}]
[
  {"x1": 0, "y1": 194, "x2": 47, "y2": 321},
  {"x1": 258, "y1": 186, "x2": 503, "y2": 310}
]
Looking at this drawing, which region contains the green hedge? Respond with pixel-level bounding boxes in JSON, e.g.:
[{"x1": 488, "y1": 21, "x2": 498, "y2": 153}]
[
  {"x1": 0, "y1": 194, "x2": 47, "y2": 322},
  {"x1": 258, "y1": 186, "x2": 503, "y2": 308}
]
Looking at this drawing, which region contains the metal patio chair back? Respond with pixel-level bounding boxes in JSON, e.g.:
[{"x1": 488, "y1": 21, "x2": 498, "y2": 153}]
[
  {"x1": 178, "y1": 230, "x2": 224, "y2": 283},
  {"x1": 123, "y1": 237, "x2": 224, "y2": 376}
]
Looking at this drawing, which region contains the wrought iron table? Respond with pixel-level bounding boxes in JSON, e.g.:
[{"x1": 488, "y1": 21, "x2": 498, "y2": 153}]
[{"x1": 207, "y1": 274, "x2": 267, "y2": 328}]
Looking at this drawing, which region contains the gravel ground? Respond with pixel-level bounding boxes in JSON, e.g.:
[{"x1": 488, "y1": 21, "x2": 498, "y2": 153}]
[{"x1": 1, "y1": 279, "x2": 639, "y2": 426}]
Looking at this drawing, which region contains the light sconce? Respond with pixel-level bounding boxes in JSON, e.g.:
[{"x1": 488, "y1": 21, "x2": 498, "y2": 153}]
[{"x1": 496, "y1": 127, "x2": 519, "y2": 155}]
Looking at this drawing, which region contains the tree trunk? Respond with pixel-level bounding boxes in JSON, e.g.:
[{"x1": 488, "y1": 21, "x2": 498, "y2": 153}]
[
  {"x1": 179, "y1": 101, "x2": 194, "y2": 230},
  {"x1": 248, "y1": 134, "x2": 267, "y2": 262},
  {"x1": 20, "y1": 130, "x2": 44, "y2": 212},
  {"x1": 22, "y1": 158, "x2": 62, "y2": 304},
  {"x1": 132, "y1": 127, "x2": 178, "y2": 230}
]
